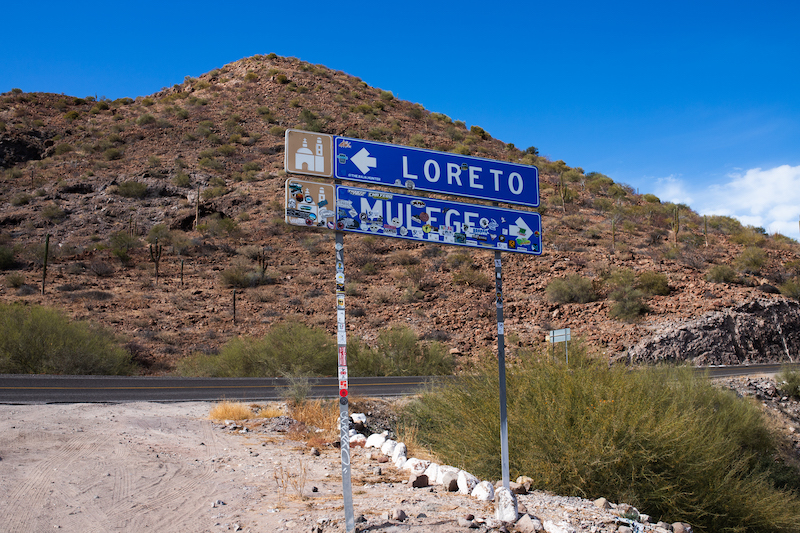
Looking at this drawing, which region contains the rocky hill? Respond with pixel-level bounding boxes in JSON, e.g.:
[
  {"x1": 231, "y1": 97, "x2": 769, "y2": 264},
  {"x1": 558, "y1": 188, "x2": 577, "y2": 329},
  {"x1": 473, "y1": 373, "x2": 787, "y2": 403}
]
[{"x1": 1, "y1": 53, "x2": 798, "y2": 374}]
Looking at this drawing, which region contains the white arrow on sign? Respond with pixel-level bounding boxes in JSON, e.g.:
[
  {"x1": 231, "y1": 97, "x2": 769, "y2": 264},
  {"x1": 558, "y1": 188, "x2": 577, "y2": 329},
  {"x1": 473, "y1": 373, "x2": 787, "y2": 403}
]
[{"x1": 351, "y1": 148, "x2": 377, "y2": 174}]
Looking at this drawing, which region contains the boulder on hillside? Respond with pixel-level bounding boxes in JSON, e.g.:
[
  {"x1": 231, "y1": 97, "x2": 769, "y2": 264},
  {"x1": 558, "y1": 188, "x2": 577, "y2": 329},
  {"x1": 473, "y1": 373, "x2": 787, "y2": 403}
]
[{"x1": 626, "y1": 299, "x2": 800, "y2": 365}]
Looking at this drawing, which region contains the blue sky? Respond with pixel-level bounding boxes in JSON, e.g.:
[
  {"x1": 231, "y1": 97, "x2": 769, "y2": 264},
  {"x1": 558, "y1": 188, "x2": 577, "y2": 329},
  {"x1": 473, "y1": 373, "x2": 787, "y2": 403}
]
[{"x1": 3, "y1": 1, "x2": 799, "y2": 239}]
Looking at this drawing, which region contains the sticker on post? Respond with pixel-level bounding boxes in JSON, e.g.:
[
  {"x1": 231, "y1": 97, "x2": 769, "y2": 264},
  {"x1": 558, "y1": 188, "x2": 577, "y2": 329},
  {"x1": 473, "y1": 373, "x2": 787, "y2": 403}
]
[
  {"x1": 338, "y1": 346, "x2": 347, "y2": 366},
  {"x1": 498, "y1": 322, "x2": 505, "y2": 335},
  {"x1": 338, "y1": 330, "x2": 347, "y2": 344}
]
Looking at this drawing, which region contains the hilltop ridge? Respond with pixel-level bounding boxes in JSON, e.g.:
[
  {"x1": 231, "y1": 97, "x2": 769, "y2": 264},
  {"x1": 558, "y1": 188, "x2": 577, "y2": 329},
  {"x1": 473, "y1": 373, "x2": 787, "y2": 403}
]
[{"x1": 1, "y1": 53, "x2": 799, "y2": 373}]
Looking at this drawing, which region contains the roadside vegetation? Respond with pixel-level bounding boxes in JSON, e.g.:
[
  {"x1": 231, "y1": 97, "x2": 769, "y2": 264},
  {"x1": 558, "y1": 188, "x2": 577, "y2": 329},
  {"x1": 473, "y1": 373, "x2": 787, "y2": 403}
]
[
  {"x1": 402, "y1": 346, "x2": 800, "y2": 533},
  {"x1": 176, "y1": 323, "x2": 453, "y2": 378},
  {"x1": 0, "y1": 303, "x2": 135, "y2": 375}
]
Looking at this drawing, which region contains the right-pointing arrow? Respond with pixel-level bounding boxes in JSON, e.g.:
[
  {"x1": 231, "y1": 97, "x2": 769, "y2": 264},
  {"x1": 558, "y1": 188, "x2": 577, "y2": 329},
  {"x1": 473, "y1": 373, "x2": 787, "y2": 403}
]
[{"x1": 351, "y1": 148, "x2": 377, "y2": 174}]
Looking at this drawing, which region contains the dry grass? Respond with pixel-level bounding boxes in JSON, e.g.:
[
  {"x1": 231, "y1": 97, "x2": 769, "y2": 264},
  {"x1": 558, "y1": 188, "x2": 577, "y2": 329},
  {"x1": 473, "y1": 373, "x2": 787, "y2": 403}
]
[
  {"x1": 395, "y1": 421, "x2": 439, "y2": 463},
  {"x1": 288, "y1": 398, "x2": 339, "y2": 444},
  {"x1": 273, "y1": 459, "x2": 308, "y2": 502},
  {"x1": 256, "y1": 404, "x2": 285, "y2": 418},
  {"x1": 208, "y1": 400, "x2": 254, "y2": 421}
]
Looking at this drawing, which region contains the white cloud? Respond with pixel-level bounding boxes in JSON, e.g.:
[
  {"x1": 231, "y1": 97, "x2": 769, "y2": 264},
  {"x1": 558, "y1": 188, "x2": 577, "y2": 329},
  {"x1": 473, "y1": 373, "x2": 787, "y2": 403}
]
[
  {"x1": 652, "y1": 175, "x2": 694, "y2": 205},
  {"x1": 696, "y1": 164, "x2": 800, "y2": 240}
]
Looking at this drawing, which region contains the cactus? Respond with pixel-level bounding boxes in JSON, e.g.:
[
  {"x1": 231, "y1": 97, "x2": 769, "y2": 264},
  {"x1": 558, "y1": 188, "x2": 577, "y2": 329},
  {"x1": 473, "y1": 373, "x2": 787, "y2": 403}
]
[
  {"x1": 673, "y1": 206, "x2": 680, "y2": 245},
  {"x1": 41, "y1": 233, "x2": 50, "y2": 295},
  {"x1": 256, "y1": 247, "x2": 269, "y2": 282},
  {"x1": 149, "y1": 238, "x2": 163, "y2": 285},
  {"x1": 611, "y1": 219, "x2": 616, "y2": 252}
]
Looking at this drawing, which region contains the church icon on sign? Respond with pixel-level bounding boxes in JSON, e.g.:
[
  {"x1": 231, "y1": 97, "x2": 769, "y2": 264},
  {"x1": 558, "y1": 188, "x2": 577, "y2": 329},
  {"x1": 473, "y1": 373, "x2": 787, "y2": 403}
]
[{"x1": 295, "y1": 136, "x2": 325, "y2": 173}]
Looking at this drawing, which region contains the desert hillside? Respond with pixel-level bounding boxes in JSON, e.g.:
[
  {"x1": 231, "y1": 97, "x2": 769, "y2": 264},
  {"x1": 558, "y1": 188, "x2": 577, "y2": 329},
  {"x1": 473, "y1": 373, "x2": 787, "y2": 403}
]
[{"x1": 1, "y1": 53, "x2": 798, "y2": 374}]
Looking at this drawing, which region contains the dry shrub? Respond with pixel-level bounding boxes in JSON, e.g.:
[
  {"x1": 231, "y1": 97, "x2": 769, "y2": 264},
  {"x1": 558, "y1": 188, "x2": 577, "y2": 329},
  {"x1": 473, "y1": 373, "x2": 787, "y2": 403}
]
[
  {"x1": 289, "y1": 398, "x2": 339, "y2": 444},
  {"x1": 256, "y1": 404, "x2": 285, "y2": 418},
  {"x1": 208, "y1": 400, "x2": 254, "y2": 421}
]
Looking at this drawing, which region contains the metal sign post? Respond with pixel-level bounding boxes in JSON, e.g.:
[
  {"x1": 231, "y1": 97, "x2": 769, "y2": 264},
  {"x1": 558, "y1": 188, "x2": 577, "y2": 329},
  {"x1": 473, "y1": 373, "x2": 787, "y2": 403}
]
[
  {"x1": 547, "y1": 328, "x2": 571, "y2": 366},
  {"x1": 335, "y1": 232, "x2": 355, "y2": 533},
  {"x1": 495, "y1": 252, "x2": 510, "y2": 489}
]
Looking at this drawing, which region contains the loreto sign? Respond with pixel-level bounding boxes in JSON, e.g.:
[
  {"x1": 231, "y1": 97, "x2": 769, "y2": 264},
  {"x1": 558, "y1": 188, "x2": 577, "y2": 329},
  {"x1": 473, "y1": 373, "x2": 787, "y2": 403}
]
[
  {"x1": 334, "y1": 137, "x2": 539, "y2": 207},
  {"x1": 336, "y1": 185, "x2": 542, "y2": 255},
  {"x1": 285, "y1": 130, "x2": 539, "y2": 207}
]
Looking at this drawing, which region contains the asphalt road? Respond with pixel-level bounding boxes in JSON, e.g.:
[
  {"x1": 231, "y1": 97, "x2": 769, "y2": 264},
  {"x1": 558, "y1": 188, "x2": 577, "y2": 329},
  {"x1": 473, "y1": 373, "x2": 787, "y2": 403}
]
[
  {"x1": 0, "y1": 364, "x2": 793, "y2": 404},
  {"x1": 0, "y1": 375, "x2": 437, "y2": 404}
]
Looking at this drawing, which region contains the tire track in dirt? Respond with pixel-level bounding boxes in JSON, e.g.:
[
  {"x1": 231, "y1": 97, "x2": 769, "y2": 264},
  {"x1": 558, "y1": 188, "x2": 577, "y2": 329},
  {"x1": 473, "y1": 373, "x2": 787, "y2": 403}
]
[
  {"x1": 101, "y1": 417, "x2": 222, "y2": 530},
  {"x1": 3, "y1": 433, "x2": 110, "y2": 533}
]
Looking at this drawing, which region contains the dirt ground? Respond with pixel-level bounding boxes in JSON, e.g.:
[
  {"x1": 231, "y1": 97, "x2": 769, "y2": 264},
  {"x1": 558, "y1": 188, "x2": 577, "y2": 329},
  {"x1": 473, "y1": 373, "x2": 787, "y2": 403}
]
[{"x1": 0, "y1": 401, "x2": 518, "y2": 533}]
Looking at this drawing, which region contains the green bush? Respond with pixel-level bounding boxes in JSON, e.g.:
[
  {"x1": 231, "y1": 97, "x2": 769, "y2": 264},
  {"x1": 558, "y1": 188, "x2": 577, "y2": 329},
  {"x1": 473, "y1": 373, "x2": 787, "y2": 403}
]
[
  {"x1": 642, "y1": 193, "x2": 660, "y2": 203},
  {"x1": 706, "y1": 264, "x2": 737, "y2": 283},
  {"x1": 0, "y1": 303, "x2": 134, "y2": 374},
  {"x1": 177, "y1": 322, "x2": 336, "y2": 377},
  {"x1": 776, "y1": 366, "x2": 800, "y2": 398},
  {"x1": 403, "y1": 358, "x2": 800, "y2": 533},
  {"x1": 0, "y1": 246, "x2": 15, "y2": 269},
  {"x1": 607, "y1": 269, "x2": 648, "y2": 321},
  {"x1": 54, "y1": 143, "x2": 73, "y2": 155},
  {"x1": 116, "y1": 181, "x2": 147, "y2": 198},
  {"x1": 103, "y1": 148, "x2": 123, "y2": 161},
  {"x1": 172, "y1": 172, "x2": 191, "y2": 187},
  {"x1": 109, "y1": 230, "x2": 140, "y2": 263},
  {"x1": 638, "y1": 271, "x2": 670, "y2": 296},
  {"x1": 545, "y1": 275, "x2": 597, "y2": 304},
  {"x1": 780, "y1": 279, "x2": 800, "y2": 300},
  {"x1": 736, "y1": 246, "x2": 768, "y2": 274},
  {"x1": 348, "y1": 326, "x2": 454, "y2": 377},
  {"x1": 452, "y1": 267, "x2": 492, "y2": 289},
  {"x1": 136, "y1": 113, "x2": 156, "y2": 126},
  {"x1": 219, "y1": 263, "x2": 276, "y2": 288}
]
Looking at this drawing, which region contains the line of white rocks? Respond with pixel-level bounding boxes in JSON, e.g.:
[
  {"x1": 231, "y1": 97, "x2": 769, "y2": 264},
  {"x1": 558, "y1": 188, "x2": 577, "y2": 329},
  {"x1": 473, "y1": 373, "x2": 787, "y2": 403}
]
[{"x1": 348, "y1": 414, "x2": 693, "y2": 533}]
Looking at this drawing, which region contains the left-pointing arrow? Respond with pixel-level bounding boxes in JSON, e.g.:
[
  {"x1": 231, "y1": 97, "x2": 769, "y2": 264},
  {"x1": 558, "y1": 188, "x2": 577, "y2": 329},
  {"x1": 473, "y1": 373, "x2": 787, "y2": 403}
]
[{"x1": 351, "y1": 148, "x2": 377, "y2": 174}]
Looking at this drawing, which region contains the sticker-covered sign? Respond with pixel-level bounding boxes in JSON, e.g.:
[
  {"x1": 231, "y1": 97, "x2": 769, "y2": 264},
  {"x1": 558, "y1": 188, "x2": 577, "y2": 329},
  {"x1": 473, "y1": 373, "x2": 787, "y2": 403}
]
[
  {"x1": 335, "y1": 186, "x2": 542, "y2": 255},
  {"x1": 285, "y1": 178, "x2": 336, "y2": 229}
]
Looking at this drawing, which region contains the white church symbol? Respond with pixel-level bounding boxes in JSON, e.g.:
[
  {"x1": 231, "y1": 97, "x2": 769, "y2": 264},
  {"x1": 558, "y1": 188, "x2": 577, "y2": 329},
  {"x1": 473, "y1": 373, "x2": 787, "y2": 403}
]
[{"x1": 294, "y1": 136, "x2": 325, "y2": 173}]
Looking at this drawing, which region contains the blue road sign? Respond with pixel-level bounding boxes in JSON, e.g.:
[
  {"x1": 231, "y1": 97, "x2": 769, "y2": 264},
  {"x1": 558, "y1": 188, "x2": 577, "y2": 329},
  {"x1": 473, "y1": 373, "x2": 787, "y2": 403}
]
[
  {"x1": 334, "y1": 137, "x2": 539, "y2": 207},
  {"x1": 335, "y1": 186, "x2": 542, "y2": 255}
]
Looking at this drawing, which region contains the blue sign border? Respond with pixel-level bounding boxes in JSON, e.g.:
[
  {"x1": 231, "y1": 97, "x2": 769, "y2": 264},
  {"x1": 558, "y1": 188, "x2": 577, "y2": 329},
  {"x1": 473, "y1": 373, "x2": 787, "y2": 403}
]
[
  {"x1": 334, "y1": 136, "x2": 539, "y2": 208},
  {"x1": 335, "y1": 185, "x2": 542, "y2": 255}
]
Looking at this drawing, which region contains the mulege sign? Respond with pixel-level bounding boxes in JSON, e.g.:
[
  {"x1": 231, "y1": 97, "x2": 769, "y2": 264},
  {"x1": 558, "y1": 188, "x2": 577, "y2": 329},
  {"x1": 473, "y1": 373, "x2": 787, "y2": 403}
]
[{"x1": 336, "y1": 186, "x2": 541, "y2": 255}]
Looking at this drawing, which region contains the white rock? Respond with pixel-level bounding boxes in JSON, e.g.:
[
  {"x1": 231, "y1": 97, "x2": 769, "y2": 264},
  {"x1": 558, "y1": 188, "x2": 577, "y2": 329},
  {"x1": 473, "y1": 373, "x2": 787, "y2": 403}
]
[
  {"x1": 471, "y1": 480, "x2": 495, "y2": 501},
  {"x1": 349, "y1": 434, "x2": 367, "y2": 446},
  {"x1": 351, "y1": 413, "x2": 367, "y2": 424},
  {"x1": 435, "y1": 465, "x2": 460, "y2": 486},
  {"x1": 402, "y1": 458, "x2": 430, "y2": 475},
  {"x1": 393, "y1": 455, "x2": 407, "y2": 469},
  {"x1": 348, "y1": 428, "x2": 357, "y2": 437},
  {"x1": 494, "y1": 487, "x2": 518, "y2": 522},
  {"x1": 543, "y1": 520, "x2": 575, "y2": 533},
  {"x1": 457, "y1": 470, "x2": 479, "y2": 495},
  {"x1": 365, "y1": 432, "x2": 387, "y2": 449},
  {"x1": 391, "y1": 442, "x2": 406, "y2": 463},
  {"x1": 423, "y1": 463, "x2": 440, "y2": 484},
  {"x1": 380, "y1": 439, "x2": 397, "y2": 456}
]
